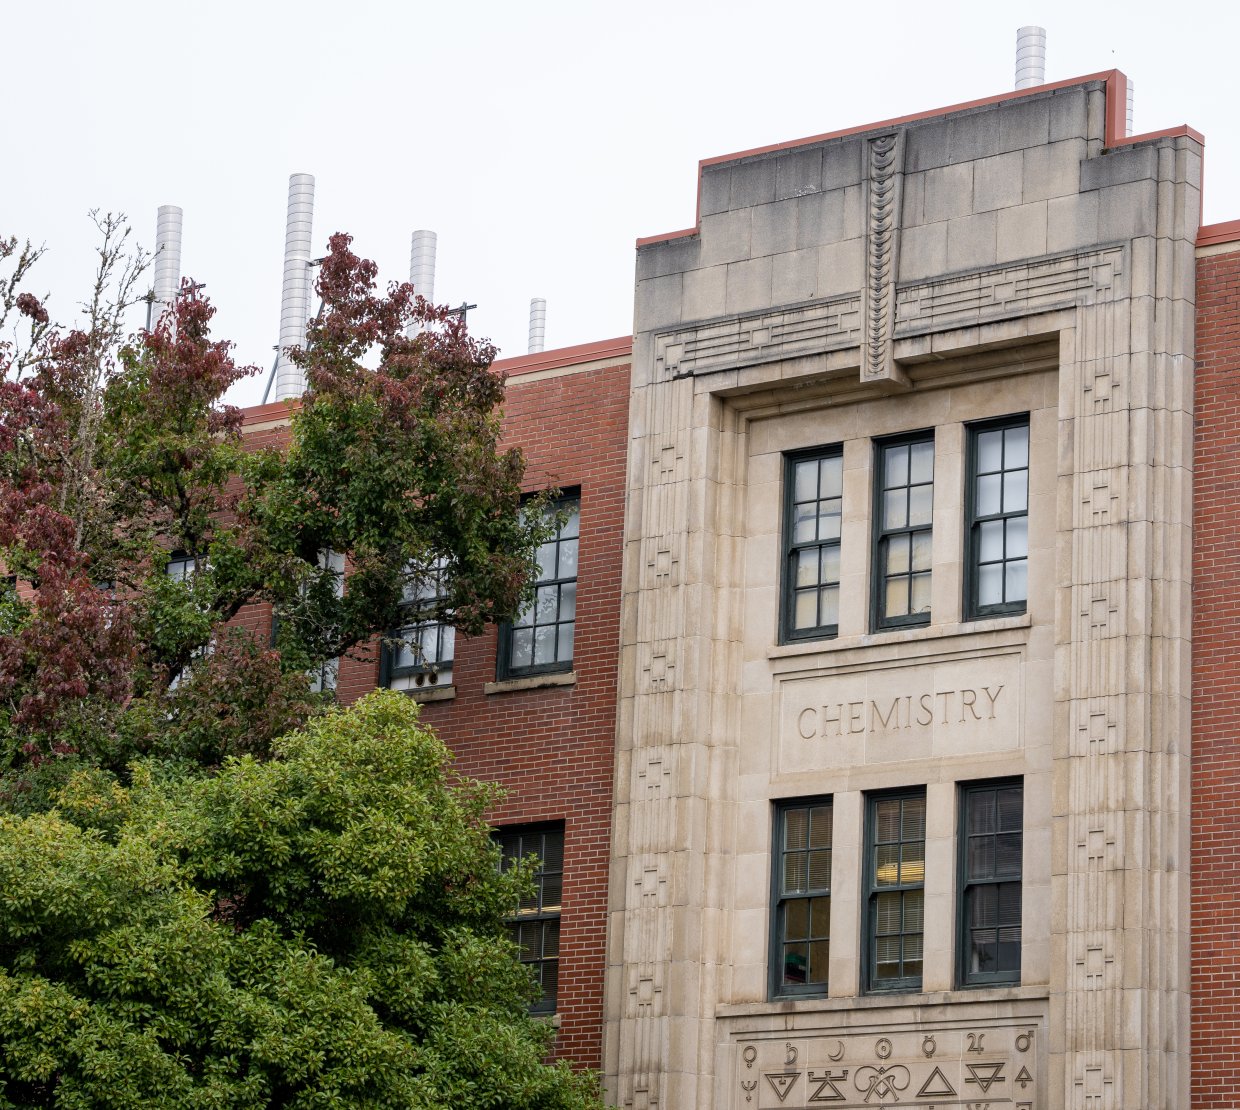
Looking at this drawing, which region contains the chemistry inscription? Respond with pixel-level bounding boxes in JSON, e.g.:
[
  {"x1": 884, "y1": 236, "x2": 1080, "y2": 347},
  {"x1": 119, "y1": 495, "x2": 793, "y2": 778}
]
[
  {"x1": 778, "y1": 656, "x2": 1022, "y2": 772},
  {"x1": 797, "y1": 685, "x2": 1005, "y2": 739}
]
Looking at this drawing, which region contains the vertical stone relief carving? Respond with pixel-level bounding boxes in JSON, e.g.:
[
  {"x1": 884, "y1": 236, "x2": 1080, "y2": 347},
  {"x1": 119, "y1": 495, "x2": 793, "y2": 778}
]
[{"x1": 861, "y1": 133, "x2": 908, "y2": 388}]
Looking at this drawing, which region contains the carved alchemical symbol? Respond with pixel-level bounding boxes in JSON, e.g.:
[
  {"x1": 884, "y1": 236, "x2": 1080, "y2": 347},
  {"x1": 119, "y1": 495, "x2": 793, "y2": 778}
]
[
  {"x1": 854, "y1": 1065, "x2": 910, "y2": 1104},
  {"x1": 827, "y1": 1040, "x2": 845, "y2": 1062},
  {"x1": 807, "y1": 1069, "x2": 849, "y2": 1102},
  {"x1": 765, "y1": 1072, "x2": 801, "y2": 1103},
  {"x1": 1015, "y1": 1029, "x2": 1034, "y2": 1053},
  {"x1": 786, "y1": 1043, "x2": 799, "y2": 1067},
  {"x1": 875, "y1": 1037, "x2": 893, "y2": 1060},
  {"x1": 740, "y1": 1079, "x2": 757, "y2": 1103},
  {"x1": 1015, "y1": 1066, "x2": 1033, "y2": 1089},
  {"x1": 742, "y1": 1045, "x2": 757, "y2": 1069},
  {"x1": 921, "y1": 1035, "x2": 937, "y2": 1058},
  {"x1": 917, "y1": 1067, "x2": 957, "y2": 1098},
  {"x1": 966, "y1": 1032, "x2": 986, "y2": 1054},
  {"x1": 964, "y1": 1062, "x2": 1006, "y2": 1093}
]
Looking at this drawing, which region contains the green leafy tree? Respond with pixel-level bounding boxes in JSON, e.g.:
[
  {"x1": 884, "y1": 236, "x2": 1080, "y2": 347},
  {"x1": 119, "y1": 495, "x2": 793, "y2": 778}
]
[
  {"x1": 0, "y1": 691, "x2": 603, "y2": 1108},
  {"x1": 0, "y1": 223, "x2": 553, "y2": 775}
]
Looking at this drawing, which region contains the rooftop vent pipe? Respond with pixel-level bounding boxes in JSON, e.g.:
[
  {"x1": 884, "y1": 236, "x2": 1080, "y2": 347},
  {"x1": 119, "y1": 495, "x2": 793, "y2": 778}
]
[
  {"x1": 150, "y1": 205, "x2": 183, "y2": 328},
  {"x1": 407, "y1": 229, "x2": 437, "y2": 338},
  {"x1": 1015, "y1": 26, "x2": 1046, "y2": 89},
  {"x1": 528, "y1": 298, "x2": 546, "y2": 354},
  {"x1": 273, "y1": 173, "x2": 316, "y2": 402}
]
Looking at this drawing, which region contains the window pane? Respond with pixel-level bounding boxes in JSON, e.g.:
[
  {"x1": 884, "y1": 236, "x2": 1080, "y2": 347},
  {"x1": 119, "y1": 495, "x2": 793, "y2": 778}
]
[
  {"x1": 876, "y1": 892, "x2": 903, "y2": 933},
  {"x1": 996, "y1": 833, "x2": 1023, "y2": 877},
  {"x1": 810, "y1": 896, "x2": 831, "y2": 937},
  {"x1": 1005, "y1": 424, "x2": 1029, "y2": 467},
  {"x1": 541, "y1": 874, "x2": 563, "y2": 913},
  {"x1": 809, "y1": 940, "x2": 830, "y2": 983},
  {"x1": 875, "y1": 845, "x2": 899, "y2": 886},
  {"x1": 783, "y1": 942, "x2": 808, "y2": 984},
  {"x1": 785, "y1": 898, "x2": 809, "y2": 940},
  {"x1": 1004, "y1": 468, "x2": 1028, "y2": 513},
  {"x1": 901, "y1": 798, "x2": 926, "y2": 839},
  {"x1": 558, "y1": 537, "x2": 578, "y2": 578},
  {"x1": 998, "y1": 787, "x2": 1024, "y2": 828},
  {"x1": 819, "y1": 586, "x2": 839, "y2": 628},
  {"x1": 978, "y1": 563, "x2": 1003, "y2": 607},
  {"x1": 886, "y1": 533, "x2": 910, "y2": 574},
  {"x1": 1005, "y1": 560, "x2": 1028, "y2": 603},
  {"x1": 559, "y1": 581, "x2": 577, "y2": 621},
  {"x1": 794, "y1": 548, "x2": 819, "y2": 588},
  {"x1": 876, "y1": 800, "x2": 901, "y2": 843},
  {"x1": 535, "y1": 585, "x2": 558, "y2": 622},
  {"x1": 903, "y1": 889, "x2": 924, "y2": 932},
  {"x1": 969, "y1": 836, "x2": 996, "y2": 879},
  {"x1": 794, "y1": 459, "x2": 817, "y2": 503},
  {"x1": 794, "y1": 502, "x2": 817, "y2": 544},
  {"x1": 910, "y1": 440, "x2": 934, "y2": 482},
  {"x1": 820, "y1": 545, "x2": 840, "y2": 584},
  {"x1": 910, "y1": 530, "x2": 933, "y2": 572},
  {"x1": 977, "y1": 429, "x2": 1003, "y2": 472},
  {"x1": 533, "y1": 624, "x2": 556, "y2": 665},
  {"x1": 1006, "y1": 516, "x2": 1029, "y2": 559},
  {"x1": 784, "y1": 806, "x2": 807, "y2": 850},
  {"x1": 809, "y1": 807, "x2": 832, "y2": 849},
  {"x1": 560, "y1": 504, "x2": 580, "y2": 538},
  {"x1": 542, "y1": 920, "x2": 560, "y2": 958},
  {"x1": 820, "y1": 456, "x2": 842, "y2": 498},
  {"x1": 794, "y1": 590, "x2": 817, "y2": 629},
  {"x1": 808, "y1": 849, "x2": 831, "y2": 890},
  {"x1": 883, "y1": 488, "x2": 907, "y2": 530},
  {"x1": 556, "y1": 624, "x2": 574, "y2": 663},
  {"x1": 884, "y1": 578, "x2": 909, "y2": 618},
  {"x1": 910, "y1": 573, "x2": 932, "y2": 615},
  {"x1": 884, "y1": 445, "x2": 908, "y2": 489},
  {"x1": 537, "y1": 542, "x2": 557, "y2": 579},
  {"x1": 784, "y1": 852, "x2": 808, "y2": 894},
  {"x1": 511, "y1": 628, "x2": 533, "y2": 668},
  {"x1": 977, "y1": 472, "x2": 1002, "y2": 516},
  {"x1": 979, "y1": 519, "x2": 1004, "y2": 562},
  {"x1": 818, "y1": 502, "x2": 841, "y2": 541},
  {"x1": 908, "y1": 483, "x2": 933, "y2": 527}
]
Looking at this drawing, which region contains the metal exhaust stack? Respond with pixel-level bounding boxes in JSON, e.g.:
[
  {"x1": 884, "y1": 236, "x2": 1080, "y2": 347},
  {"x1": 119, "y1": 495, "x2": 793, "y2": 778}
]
[
  {"x1": 150, "y1": 205, "x2": 183, "y2": 328},
  {"x1": 528, "y1": 297, "x2": 546, "y2": 354},
  {"x1": 407, "y1": 229, "x2": 437, "y2": 338},
  {"x1": 1015, "y1": 26, "x2": 1046, "y2": 89},
  {"x1": 273, "y1": 173, "x2": 316, "y2": 402}
]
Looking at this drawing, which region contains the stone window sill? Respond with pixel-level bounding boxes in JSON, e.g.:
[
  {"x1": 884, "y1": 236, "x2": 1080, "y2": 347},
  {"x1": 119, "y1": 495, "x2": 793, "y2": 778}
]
[
  {"x1": 767, "y1": 612, "x2": 1031, "y2": 664},
  {"x1": 405, "y1": 684, "x2": 456, "y2": 704},
  {"x1": 484, "y1": 671, "x2": 577, "y2": 696},
  {"x1": 717, "y1": 984, "x2": 1047, "y2": 1019}
]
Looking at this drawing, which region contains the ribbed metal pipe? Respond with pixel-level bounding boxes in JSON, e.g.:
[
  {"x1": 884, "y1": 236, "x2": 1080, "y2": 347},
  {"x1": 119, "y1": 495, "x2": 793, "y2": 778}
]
[
  {"x1": 273, "y1": 173, "x2": 316, "y2": 401},
  {"x1": 1015, "y1": 25, "x2": 1046, "y2": 89},
  {"x1": 406, "y1": 229, "x2": 437, "y2": 338},
  {"x1": 528, "y1": 297, "x2": 546, "y2": 354},
  {"x1": 1126, "y1": 79, "x2": 1135, "y2": 136},
  {"x1": 151, "y1": 205, "x2": 183, "y2": 326}
]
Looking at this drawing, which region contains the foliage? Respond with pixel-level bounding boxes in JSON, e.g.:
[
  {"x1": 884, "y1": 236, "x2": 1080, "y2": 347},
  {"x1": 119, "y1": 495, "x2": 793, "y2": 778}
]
[
  {"x1": 0, "y1": 692, "x2": 603, "y2": 1108},
  {"x1": 0, "y1": 221, "x2": 551, "y2": 774}
]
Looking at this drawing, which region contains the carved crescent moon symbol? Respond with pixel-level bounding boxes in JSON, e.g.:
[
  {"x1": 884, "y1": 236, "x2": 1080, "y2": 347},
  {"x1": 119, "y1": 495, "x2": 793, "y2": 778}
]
[{"x1": 828, "y1": 1040, "x2": 845, "y2": 1062}]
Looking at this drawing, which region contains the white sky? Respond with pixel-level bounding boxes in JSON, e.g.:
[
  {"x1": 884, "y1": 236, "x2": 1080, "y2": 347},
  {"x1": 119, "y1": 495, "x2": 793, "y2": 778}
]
[{"x1": 5, "y1": 1, "x2": 1238, "y2": 407}]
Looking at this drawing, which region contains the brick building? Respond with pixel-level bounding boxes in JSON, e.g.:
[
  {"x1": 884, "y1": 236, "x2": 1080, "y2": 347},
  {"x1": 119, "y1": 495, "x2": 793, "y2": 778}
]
[{"x1": 234, "y1": 63, "x2": 1240, "y2": 1110}]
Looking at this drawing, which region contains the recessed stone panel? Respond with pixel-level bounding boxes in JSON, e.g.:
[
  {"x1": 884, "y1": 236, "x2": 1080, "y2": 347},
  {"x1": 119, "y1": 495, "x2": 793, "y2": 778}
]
[{"x1": 777, "y1": 652, "x2": 1024, "y2": 773}]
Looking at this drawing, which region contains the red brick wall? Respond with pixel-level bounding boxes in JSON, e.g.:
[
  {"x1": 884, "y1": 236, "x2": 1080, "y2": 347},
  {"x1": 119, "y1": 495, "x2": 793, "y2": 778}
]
[
  {"x1": 341, "y1": 358, "x2": 631, "y2": 1069},
  {"x1": 1192, "y1": 244, "x2": 1240, "y2": 1105}
]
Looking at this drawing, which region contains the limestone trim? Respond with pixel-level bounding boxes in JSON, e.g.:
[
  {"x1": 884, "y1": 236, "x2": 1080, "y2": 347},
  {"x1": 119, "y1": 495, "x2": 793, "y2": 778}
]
[{"x1": 766, "y1": 612, "x2": 1031, "y2": 663}]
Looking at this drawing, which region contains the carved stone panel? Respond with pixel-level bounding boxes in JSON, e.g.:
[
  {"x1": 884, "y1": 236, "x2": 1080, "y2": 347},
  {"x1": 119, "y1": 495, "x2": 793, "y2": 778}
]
[{"x1": 729, "y1": 1016, "x2": 1044, "y2": 1109}]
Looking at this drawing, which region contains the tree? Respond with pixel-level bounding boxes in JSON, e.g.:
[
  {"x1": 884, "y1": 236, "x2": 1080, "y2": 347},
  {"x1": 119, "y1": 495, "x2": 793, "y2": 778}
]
[
  {"x1": 0, "y1": 691, "x2": 603, "y2": 1108},
  {"x1": 0, "y1": 222, "x2": 553, "y2": 776}
]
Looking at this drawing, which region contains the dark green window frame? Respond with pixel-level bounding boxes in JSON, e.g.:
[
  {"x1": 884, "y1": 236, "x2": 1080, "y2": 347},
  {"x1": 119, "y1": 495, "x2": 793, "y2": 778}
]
[
  {"x1": 498, "y1": 494, "x2": 579, "y2": 679},
  {"x1": 781, "y1": 448, "x2": 844, "y2": 642},
  {"x1": 872, "y1": 432, "x2": 934, "y2": 631},
  {"x1": 380, "y1": 557, "x2": 454, "y2": 690},
  {"x1": 770, "y1": 798, "x2": 833, "y2": 998},
  {"x1": 965, "y1": 415, "x2": 1029, "y2": 619},
  {"x1": 958, "y1": 779, "x2": 1023, "y2": 987},
  {"x1": 864, "y1": 789, "x2": 926, "y2": 993},
  {"x1": 495, "y1": 823, "x2": 564, "y2": 1014}
]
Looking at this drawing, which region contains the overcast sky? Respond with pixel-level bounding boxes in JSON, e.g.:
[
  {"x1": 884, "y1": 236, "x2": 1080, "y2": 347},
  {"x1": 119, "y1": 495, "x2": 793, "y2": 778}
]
[{"x1": 5, "y1": 1, "x2": 1237, "y2": 406}]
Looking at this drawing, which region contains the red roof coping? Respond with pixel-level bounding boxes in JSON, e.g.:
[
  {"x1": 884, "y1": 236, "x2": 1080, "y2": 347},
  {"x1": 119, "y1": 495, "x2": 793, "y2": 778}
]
[
  {"x1": 494, "y1": 336, "x2": 632, "y2": 377},
  {"x1": 1199, "y1": 220, "x2": 1240, "y2": 248},
  {"x1": 241, "y1": 398, "x2": 297, "y2": 425}
]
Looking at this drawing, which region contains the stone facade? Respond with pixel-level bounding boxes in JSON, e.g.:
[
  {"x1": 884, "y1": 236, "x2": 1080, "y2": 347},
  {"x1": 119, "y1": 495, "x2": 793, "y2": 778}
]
[{"x1": 609, "y1": 71, "x2": 1201, "y2": 1109}]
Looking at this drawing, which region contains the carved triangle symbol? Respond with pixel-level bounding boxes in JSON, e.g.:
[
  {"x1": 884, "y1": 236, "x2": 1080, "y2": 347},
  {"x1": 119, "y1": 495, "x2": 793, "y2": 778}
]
[
  {"x1": 1015, "y1": 1065, "x2": 1032, "y2": 1088},
  {"x1": 917, "y1": 1066, "x2": 957, "y2": 1097},
  {"x1": 765, "y1": 1072, "x2": 801, "y2": 1102},
  {"x1": 965, "y1": 1062, "x2": 1005, "y2": 1093}
]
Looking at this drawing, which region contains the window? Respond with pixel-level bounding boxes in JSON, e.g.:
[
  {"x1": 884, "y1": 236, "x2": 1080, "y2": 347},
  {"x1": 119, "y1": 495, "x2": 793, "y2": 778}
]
[
  {"x1": 865, "y1": 790, "x2": 926, "y2": 992},
  {"x1": 382, "y1": 558, "x2": 454, "y2": 691},
  {"x1": 496, "y1": 824, "x2": 563, "y2": 1014},
  {"x1": 873, "y1": 435, "x2": 934, "y2": 630},
  {"x1": 272, "y1": 549, "x2": 345, "y2": 693},
  {"x1": 958, "y1": 780, "x2": 1023, "y2": 986},
  {"x1": 966, "y1": 417, "x2": 1029, "y2": 618},
  {"x1": 782, "y1": 449, "x2": 843, "y2": 641},
  {"x1": 166, "y1": 551, "x2": 198, "y2": 583},
  {"x1": 499, "y1": 496, "x2": 578, "y2": 678},
  {"x1": 771, "y1": 799, "x2": 833, "y2": 997}
]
